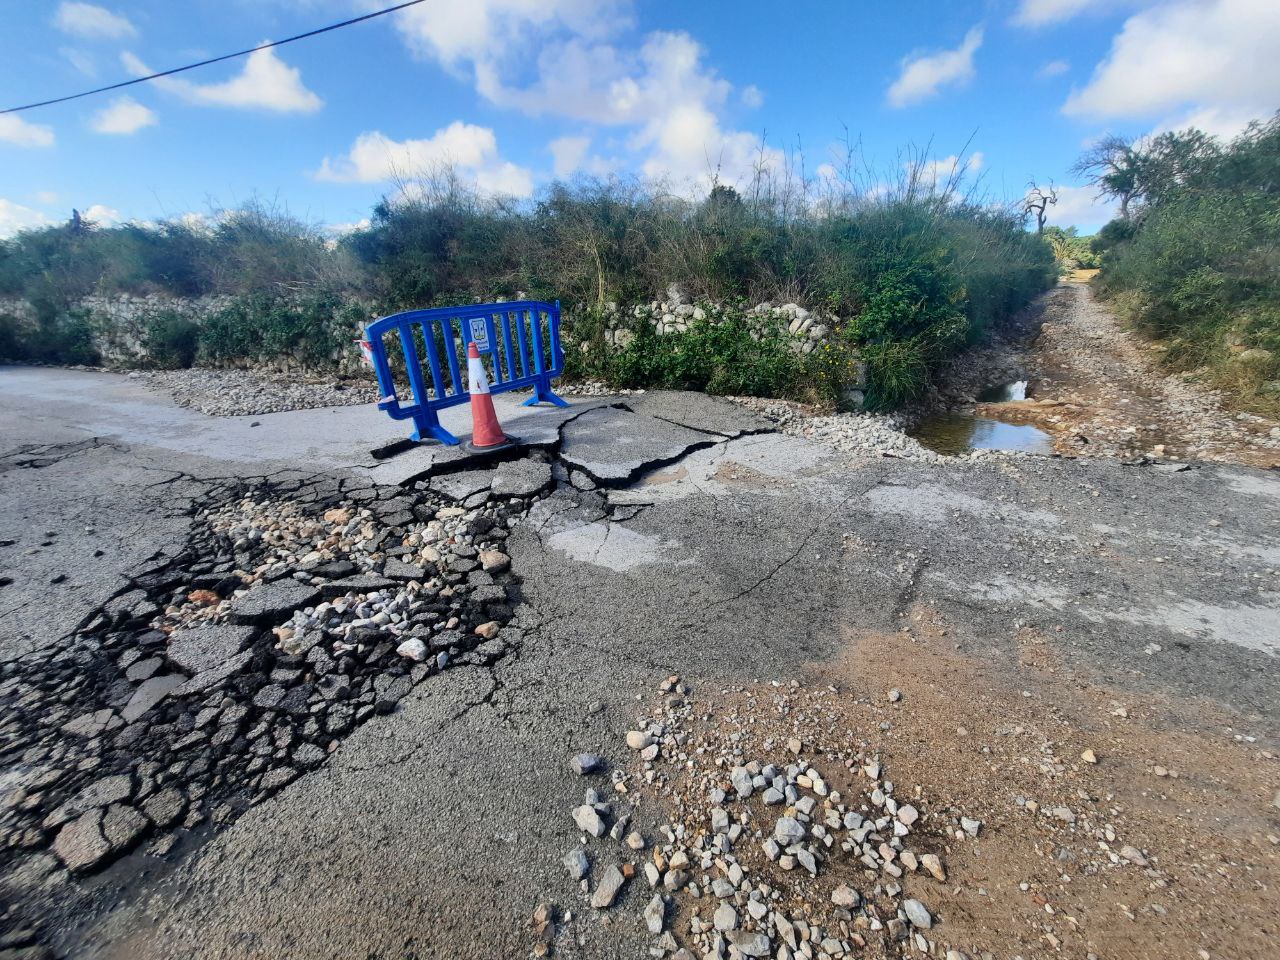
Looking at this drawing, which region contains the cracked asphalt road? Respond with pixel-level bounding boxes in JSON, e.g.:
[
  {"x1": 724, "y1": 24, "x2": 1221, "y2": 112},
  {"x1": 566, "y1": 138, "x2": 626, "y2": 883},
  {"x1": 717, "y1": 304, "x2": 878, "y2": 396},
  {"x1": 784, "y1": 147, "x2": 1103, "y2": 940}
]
[{"x1": 0, "y1": 367, "x2": 1277, "y2": 959}]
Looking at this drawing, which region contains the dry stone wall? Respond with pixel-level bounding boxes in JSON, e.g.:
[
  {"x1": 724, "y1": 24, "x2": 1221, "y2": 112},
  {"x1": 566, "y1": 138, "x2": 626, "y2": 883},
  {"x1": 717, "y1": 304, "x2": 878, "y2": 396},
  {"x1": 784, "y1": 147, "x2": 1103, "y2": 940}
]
[
  {"x1": 599, "y1": 284, "x2": 832, "y2": 356},
  {"x1": 0, "y1": 294, "x2": 371, "y2": 375}
]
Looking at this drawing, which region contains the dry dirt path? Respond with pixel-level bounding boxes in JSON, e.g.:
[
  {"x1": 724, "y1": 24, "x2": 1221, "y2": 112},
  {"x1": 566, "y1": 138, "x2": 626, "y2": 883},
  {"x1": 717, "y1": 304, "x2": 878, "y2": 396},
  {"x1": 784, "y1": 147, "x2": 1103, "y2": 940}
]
[{"x1": 955, "y1": 282, "x2": 1280, "y2": 469}]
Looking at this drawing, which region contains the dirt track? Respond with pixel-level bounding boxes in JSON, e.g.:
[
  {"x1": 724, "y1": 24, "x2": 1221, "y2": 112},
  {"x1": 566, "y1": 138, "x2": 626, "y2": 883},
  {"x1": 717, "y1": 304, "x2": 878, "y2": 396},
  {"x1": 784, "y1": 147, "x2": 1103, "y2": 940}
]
[{"x1": 956, "y1": 282, "x2": 1280, "y2": 469}]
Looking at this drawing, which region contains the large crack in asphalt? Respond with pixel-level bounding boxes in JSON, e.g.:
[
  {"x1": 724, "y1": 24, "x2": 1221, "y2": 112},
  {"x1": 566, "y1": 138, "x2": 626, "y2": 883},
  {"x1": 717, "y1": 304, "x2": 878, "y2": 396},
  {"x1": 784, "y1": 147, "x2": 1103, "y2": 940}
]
[
  {"x1": 0, "y1": 405, "x2": 763, "y2": 955},
  {"x1": 0, "y1": 470, "x2": 532, "y2": 950}
]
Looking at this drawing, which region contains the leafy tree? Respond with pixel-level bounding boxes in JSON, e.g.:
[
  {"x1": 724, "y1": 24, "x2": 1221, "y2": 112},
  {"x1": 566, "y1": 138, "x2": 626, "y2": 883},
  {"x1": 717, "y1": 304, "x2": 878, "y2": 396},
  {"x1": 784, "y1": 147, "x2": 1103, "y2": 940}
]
[{"x1": 1072, "y1": 135, "x2": 1144, "y2": 219}]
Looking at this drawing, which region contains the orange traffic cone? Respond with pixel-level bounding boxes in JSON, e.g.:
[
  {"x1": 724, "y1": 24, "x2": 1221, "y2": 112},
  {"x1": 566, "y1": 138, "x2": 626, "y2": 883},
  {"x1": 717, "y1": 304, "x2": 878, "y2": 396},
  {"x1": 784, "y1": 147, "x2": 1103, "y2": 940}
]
[{"x1": 465, "y1": 342, "x2": 517, "y2": 451}]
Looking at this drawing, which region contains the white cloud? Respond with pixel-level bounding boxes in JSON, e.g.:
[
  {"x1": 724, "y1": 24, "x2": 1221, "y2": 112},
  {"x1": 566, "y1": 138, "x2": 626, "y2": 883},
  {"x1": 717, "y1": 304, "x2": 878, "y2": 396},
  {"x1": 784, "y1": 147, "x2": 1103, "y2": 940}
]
[
  {"x1": 122, "y1": 47, "x2": 323, "y2": 113},
  {"x1": 316, "y1": 121, "x2": 534, "y2": 197},
  {"x1": 60, "y1": 47, "x2": 97, "y2": 78},
  {"x1": 474, "y1": 163, "x2": 535, "y2": 196},
  {"x1": 1037, "y1": 59, "x2": 1070, "y2": 79},
  {"x1": 36, "y1": 191, "x2": 60, "y2": 205},
  {"x1": 317, "y1": 122, "x2": 496, "y2": 181},
  {"x1": 917, "y1": 152, "x2": 984, "y2": 189},
  {"x1": 1013, "y1": 0, "x2": 1110, "y2": 27},
  {"x1": 1063, "y1": 0, "x2": 1280, "y2": 128},
  {"x1": 325, "y1": 218, "x2": 371, "y2": 236},
  {"x1": 176, "y1": 211, "x2": 216, "y2": 235},
  {"x1": 388, "y1": 1, "x2": 780, "y2": 191},
  {"x1": 741, "y1": 85, "x2": 763, "y2": 108},
  {"x1": 549, "y1": 135, "x2": 591, "y2": 177},
  {"x1": 54, "y1": 2, "x2": 136, "y2": 40},
  {"x1": 83, "y1": 203, "x2": 121, "y2": 225},
  {"x1": 886, "y1": 27, "x2": 983, "y2": 108},
  {"x1": 0, "y1": 199, "x2": 54, "y2": 238},
  {"x1": 0, "y1": 115, "x2": 55, "y2": 148},
  {"x1": 1152, "y1": 104, "x2": 1264, "y2": 140},
  {"x1": 90, "y1": 96, "x2": 157, "y2": 135},
  {"x1": 1038, "y1": 184, "x2": 1118, "y2": 231},
  {"x1": 392, "y1": 0, "x2": 625, "y2": 66}
]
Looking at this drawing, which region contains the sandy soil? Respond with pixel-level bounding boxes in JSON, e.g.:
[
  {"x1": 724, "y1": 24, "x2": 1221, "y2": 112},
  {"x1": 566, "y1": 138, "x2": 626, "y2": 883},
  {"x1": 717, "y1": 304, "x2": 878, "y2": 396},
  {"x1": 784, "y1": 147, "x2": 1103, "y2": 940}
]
[{"x1": 629, "y1": 606, "x2": 1279, "y2": 959}]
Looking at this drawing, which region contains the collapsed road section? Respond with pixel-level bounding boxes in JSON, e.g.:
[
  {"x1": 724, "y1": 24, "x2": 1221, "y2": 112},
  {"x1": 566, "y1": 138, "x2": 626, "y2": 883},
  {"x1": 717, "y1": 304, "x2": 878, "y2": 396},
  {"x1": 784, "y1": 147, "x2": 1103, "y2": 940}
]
[
  {"x1": 0, "y1": 395, "x2": 759, "y2": 954},
  {"x1": 1, "y1": 385, "x2": 1278, "y2": 960},
  {"x1": 0, "y1": 456, "x2": 580, "y2": 942}
]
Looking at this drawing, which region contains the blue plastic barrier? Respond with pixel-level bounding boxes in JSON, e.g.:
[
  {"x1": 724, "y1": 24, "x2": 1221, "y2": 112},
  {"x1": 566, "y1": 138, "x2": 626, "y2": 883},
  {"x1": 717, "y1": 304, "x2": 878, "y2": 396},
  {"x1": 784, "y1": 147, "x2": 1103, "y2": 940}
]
[{"x1": 363, "y1": 300, "x2": 567, "y2": 445}]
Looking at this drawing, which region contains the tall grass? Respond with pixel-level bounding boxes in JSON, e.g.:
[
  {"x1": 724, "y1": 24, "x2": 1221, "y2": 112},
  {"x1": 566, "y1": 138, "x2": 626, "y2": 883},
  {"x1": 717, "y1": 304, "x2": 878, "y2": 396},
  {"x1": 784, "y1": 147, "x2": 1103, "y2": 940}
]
[{"x1": 0, "y1": 157, "x2": 1055, "y2": 406}]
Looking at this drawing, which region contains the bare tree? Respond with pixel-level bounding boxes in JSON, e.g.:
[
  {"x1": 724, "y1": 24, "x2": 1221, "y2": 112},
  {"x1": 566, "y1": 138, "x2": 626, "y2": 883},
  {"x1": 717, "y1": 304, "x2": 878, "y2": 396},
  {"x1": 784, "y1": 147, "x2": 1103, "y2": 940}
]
[{"x1": 1023, "y1": 182, "x2": 1057, "y2": 234}]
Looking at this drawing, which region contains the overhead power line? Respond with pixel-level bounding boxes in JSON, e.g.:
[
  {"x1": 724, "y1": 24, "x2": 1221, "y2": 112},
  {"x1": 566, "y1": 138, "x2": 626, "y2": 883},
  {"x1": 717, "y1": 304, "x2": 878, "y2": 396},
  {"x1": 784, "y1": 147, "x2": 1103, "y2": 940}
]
[{"x1": 1, "y1": 0, "x2": 429, "y2": 115}]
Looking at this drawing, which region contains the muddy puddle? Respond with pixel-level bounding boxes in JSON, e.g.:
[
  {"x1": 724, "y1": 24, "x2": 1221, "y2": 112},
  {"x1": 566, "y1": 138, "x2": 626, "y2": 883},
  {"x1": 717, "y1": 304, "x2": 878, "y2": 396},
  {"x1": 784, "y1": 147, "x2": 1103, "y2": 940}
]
[{"x1": 912, "y1": 380, "x2": 1053, "y2": 455}]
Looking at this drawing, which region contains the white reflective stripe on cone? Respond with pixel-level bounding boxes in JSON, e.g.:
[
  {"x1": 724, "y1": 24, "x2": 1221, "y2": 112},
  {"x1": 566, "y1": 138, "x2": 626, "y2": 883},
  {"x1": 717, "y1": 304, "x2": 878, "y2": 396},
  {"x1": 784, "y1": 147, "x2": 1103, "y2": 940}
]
[{"x1": 468, "y1": 354, "x2": 491, "y2": 395}]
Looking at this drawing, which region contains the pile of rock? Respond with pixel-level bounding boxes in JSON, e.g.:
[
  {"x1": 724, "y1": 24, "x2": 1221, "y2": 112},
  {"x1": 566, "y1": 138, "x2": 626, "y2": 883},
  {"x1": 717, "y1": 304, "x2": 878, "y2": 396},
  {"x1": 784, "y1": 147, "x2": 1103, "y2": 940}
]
[
  {"x1": 562, "y1": 677, "x2": 981, "y2": 960},
  {"x1": 547, "y1": 380, "x2": 644, "y2": 399},
  {"x1": 732, "y1": 397, "x2": 950, "y2": 462},
  {"x1": 136, "y1": 369, "x2": 379, "y2": 417}
]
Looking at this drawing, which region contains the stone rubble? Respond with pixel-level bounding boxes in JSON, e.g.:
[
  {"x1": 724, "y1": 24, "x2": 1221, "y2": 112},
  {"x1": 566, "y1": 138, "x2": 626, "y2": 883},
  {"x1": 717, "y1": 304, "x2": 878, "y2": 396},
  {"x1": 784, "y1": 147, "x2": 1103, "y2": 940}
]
[
  {"x1": 137, "y1": 368, "x2": 379, "y2": 417},
  {"x1": 0, "y1": 463, "x2": 544, "y2": 883},
  {"x1": 730, "y1": 397, "x2": 957, "y2": 463},
  {"x1": 555, "y1": 675, "x2": 1000, "y2": 960}
]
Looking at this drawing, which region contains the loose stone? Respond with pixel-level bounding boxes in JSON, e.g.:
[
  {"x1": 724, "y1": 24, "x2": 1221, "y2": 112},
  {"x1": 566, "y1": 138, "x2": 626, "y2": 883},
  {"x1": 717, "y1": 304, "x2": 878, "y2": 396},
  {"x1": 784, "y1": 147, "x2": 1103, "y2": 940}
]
[
  {"x1": 774, "y1": 816, "x2": 806, "y2": 846},
  {"x1": 921, "y1": 853, "x2": 946, "y2": 881},
  {"x1": 563, "y1": 847, "x2": 590, "y2": 880},
  {"x1": 902, "y1": 898, "x2": 933, "y2": 929},
  {"x1": 572, "y1": 804, "x2": 607, "y2": 837},
  {"x1": 395, "y1": 638, "x2": 427, "y2": 662},
  {"x1": 831, "y1": 884, "x2": 861, "y2": 908},
  {"x1": 591, "y1": 864, "x2": 626, "y2": 908},
  {"x1": 713, "y1": 903, "x2": 738, "y2": 931},
  {"x1": 644, "y1": 894, "x2": 666, "y2": 933}
]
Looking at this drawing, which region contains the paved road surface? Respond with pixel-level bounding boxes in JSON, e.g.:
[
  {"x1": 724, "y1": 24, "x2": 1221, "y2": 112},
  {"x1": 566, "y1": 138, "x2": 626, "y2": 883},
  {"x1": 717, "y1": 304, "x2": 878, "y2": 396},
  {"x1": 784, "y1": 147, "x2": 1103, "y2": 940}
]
[{"x1": 0, "y1": 366, "x2": 1276, "y2": 959}]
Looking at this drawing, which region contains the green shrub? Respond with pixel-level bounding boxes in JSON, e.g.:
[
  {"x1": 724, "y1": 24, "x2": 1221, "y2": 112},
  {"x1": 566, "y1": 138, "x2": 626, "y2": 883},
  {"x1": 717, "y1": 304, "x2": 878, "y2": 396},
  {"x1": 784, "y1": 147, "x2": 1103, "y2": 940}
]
[
  {"x1": 143, "y1": 311, "x2": 200, "y2": 368},
  {"x1": 5, "y1": 306, "x2": 101, "y2": 366},
  {"x1": 0, "y1": 314, "x2": 29, "y2": 361},
  {"x1": 199, "y1": 294, "x2": 363, "y2": 366},
  {"x1": 860, "y1": 340, "x2": 929, "y2": 410},
  {"x1": 603, "y1": 313, "x2": 808, "y2": 399},
  {"x1": 0, "y1": 165, "x2": 1056, "y2": 403},
  {"x1": 1093, "y1": 113, "x2": 1280, "y2": 414}
]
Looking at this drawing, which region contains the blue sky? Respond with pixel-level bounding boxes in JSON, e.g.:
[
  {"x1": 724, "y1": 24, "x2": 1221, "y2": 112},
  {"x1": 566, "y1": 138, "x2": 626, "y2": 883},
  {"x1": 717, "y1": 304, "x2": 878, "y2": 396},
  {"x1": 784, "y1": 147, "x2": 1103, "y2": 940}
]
[{"x1": 1, "y1": 0, "x2": 1277, "y2": 238}]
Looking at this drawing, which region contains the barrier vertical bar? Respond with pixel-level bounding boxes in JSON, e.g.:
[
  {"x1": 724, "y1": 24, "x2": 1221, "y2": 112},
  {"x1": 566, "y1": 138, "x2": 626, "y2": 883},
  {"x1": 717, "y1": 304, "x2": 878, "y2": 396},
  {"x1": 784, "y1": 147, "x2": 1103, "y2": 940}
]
[
  {"x1": 514, "y1": 306, "x2": 531, "y2": 379},
  {"x1": 369, "y1": 334, "x2": 397, "y2": 403},
  {"x1": 422, "y1": 320, "x2": 447, "y2": 400},
  {"x1": 399, "y1": 323, "x2": 459, "y2": 444},
  {"x1": 500, "y1": 311, "x2": 515, "y2": 383},
  {"x1": 527, "y1": 304, "x2": 546, "y2": 375},
  {"x1": 522, "y1": 302, "x2": 568, "y2": 407},
  {"x1": 552, "y1": 300, "x2": 564, "y2": 370},
  {"x1": 442, "y1": 316, "x2": 463, "y2": 396}
]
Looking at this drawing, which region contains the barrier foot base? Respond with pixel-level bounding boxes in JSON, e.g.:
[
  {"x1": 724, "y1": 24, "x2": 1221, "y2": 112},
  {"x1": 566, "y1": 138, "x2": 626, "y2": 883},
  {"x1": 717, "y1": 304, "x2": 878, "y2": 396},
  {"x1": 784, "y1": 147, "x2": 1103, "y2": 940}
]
[
  {"x1": 522, "y1": 382, "x2": 569, "y2": 408},
  {"x1": 411, "y1": 422, "x2": 461, "y2": 446}
]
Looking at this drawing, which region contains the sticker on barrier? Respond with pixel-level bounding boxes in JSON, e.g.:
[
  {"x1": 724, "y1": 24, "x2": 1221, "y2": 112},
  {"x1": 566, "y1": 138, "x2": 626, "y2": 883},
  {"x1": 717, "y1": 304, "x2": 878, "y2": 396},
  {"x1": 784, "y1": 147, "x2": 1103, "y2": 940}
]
[{"x1": 362, "y1": 300, "x2": 567, "y2": 446}]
